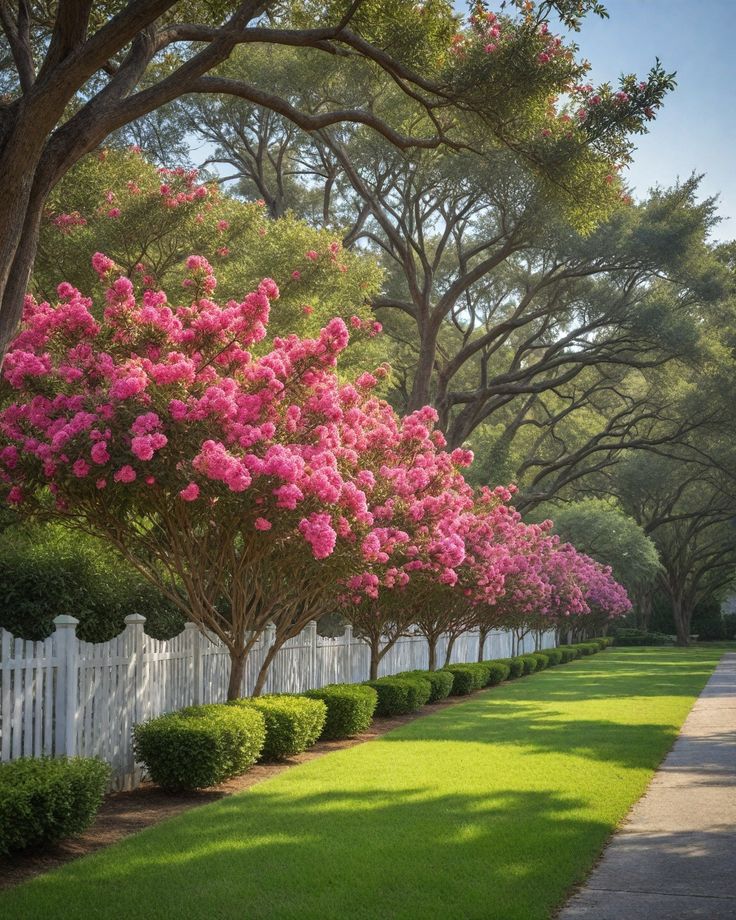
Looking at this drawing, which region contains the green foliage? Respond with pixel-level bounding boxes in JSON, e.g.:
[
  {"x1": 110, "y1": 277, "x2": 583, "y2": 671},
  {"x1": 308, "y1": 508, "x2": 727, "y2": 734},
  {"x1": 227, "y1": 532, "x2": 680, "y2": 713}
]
[
  {"x1": 570, "y1": 642, "x2": 600, "y2": 656},
  {"x1": 557, "y1": 646, "x2": 580, "y2": 663},
  {"x1": 613, "y1": 628, "x2": 671, "y2": 647},
  {"x1": 547, "y1": 499, "x2": 661, "y2": 595},
  {"x1": 303, "y1": 684, "x2": 378, "y2": 739},
  {"x1": 230, "y1": 695, "x2": 327, "y2": 760},
  {"x1": 364, "y1": 676, "x2": 432, "y2": 716},
  {"x1": 0, "y1": 523, "x2": 185, "y2": 642},
  {"x1": 530, "y1": 653, "x2": 550, "y2": 671},
  {"x1": 0, "y1": 757, "x2": 110, "y2": 856},
  {"x1": 35, "y1": 149, "x2": 383, "y2": 375},
  {"x1": 443, "y1": 663, "x2": 491, "y2": 695},
  {"x1": 395, "y1": 669, "x2": 454, "y2": 703},
  {"x1": 517, "y1": 655, "x2": 539, "y2": 675},
  {"x1": 133, "y1": 704, "x2": 266, "y2": 792},
  {"x1": 498, "y1": 657, "x2": 525, "y2": 678},
  {"x1": 481, "y1": 661, "x2": 511, "y2": 686},
  {"x1": 542, "y1": 648, "x2": 563, "y2": 665}
]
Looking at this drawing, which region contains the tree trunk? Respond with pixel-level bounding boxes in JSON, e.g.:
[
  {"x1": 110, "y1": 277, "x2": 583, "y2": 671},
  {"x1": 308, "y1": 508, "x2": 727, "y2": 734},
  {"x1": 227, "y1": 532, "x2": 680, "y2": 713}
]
[
  {"x1": 407, "y1": 320, "x2": 439, "y2": 413},
  {"x1": 671, "y1": 595, "x2": 692, "y2": 647},
  {"x1": 427, "y1": 635, "x2": 438, "y2": 671},
  {"x1": 369, "y1": 636, "x2": 381, "y2": 681},
  {"x1": 252, "y1": 639, "x2": 281, "y2": 697},
  {"x1": 443, "y1": 634, "x2": 457, "y2": 668},
  {"x1": 477, "y1": 628, "x2": 489, "y2": 662},
  {"x1": 227, "y1": 652, "x2": 246, "y2": 701}
]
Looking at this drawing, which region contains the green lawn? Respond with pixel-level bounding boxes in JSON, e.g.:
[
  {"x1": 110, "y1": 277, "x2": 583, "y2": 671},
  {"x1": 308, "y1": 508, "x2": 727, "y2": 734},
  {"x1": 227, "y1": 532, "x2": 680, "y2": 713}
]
[{"x1": 1, "y1": 647, "x2": 723, "y2": 920}]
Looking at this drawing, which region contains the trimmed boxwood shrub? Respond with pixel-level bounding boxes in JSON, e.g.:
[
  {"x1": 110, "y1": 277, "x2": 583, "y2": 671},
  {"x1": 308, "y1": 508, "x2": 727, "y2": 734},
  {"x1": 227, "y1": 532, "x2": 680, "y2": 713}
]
[
  {"x1": 482, "y1": 661, "x2": 511, "y2": 686},
  {"x1": 501, "y1": 657, "x2": 525, "y2": 678},
  {"x1": 133, "y1": 703, "x2": 265, "y2": 791},
  {"x1": 0, "y1": 756, "x2": 110, "y2": 855},
  {"x1": 517, "y1": 655, "x2": 538, "y2": 675},
  {"x1": 364, "y1": 675, "x2": 432, "y2": 716},
  {"x1": 231, "y1": 695, "x2": 326, "y2": 760},
  {"x1": 396, "y1": 669, "x2": 454, "y2": 703},
  {"x1": 444, "y1": 662, "x2": 492, "y2": 695},
  {"x1": 572, "y1": 642, "x2": 599, "y2": 656},
  {"x1": 530, "y1": 652, "x2": 550, "y2": 671},
  {"x1": 543, "y1": 648, "x2": 563, "y2": 666},
  {"x1": 303, "y1": 684, "x2": 377, "y2": 739},
  {"x1": 558, "y1": 646, "x2": 579, "y2": 663}
]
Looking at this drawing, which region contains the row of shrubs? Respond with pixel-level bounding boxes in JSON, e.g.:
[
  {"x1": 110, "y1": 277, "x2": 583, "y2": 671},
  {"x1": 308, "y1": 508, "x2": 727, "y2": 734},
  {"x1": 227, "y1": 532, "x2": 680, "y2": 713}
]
[
  {"x1": 1, "y1": 638, "x2": 612, "y2": 853},
  {"x1": 133, "y1": 638, "x2": 613, "y2": 792}
]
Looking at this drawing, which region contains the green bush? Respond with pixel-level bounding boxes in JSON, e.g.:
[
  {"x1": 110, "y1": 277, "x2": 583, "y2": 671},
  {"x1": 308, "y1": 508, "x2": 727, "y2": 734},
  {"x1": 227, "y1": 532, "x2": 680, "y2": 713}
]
[
  {"x1": 613, "y1": 628, "x2": 670, "y2": 647},
  {"x1": 517, "y1": 655, "x2": 538, "y2": 675},
  {"x1": 364, "y1": 675, "x2": 432, "y2": 716},
  {"x1": 231, "y1": 695, "x2": 326, "y2": 760},
  {"x1": 570, "y1": 642, "x2": 599, "y2": 656},
  {"x1": 481, "y1": 661, "x2": 511, "y2": 686},
  {"x1": 501, "y1": 657, "x2": 525, "y2": 678},
  {"x1": 133, "y1": 703, "x2": 265, "y2": 791},
  {"x1": 444, "y1": 663, "x2": 492, "y2": 695},
  {"x1": 530, "y1": 652, "x2": 550, "y2": 671},
  {"x1": 542, "y1": 648, "x2": 563, "y2": 665},
  {"x1": 395, "y1": 669, "x2": 454, "y2": 703},
  {"x1": 557, "y1": 646, "x2": 579, "y2": 663},
  {"x1": 303, "y1": 684, "x2": 377, "y2": 739},
  {"x1": 0, "y1": 523, "x2": 185, "y2": 642},
  {"x1": 0, "y1": 756, "x2": 110, "y2": 855}
]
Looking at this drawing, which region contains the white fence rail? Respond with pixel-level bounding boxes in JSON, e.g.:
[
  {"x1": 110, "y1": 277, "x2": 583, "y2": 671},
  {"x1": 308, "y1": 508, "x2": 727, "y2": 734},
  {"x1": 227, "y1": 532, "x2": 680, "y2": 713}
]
[{"x1": 1, "y1": 615, "x2": 555, "y2": 789}]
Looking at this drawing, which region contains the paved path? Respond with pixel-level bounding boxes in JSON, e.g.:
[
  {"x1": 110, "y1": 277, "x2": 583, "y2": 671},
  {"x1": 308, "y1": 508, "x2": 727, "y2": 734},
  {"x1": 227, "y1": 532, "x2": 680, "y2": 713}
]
[{"x1": 560, "y1": 652, "x2": 736, "y2": 920}]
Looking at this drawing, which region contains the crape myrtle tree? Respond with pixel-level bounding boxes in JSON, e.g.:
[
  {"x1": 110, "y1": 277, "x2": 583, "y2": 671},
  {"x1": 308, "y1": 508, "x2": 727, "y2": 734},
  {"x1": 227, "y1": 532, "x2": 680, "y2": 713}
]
[
  {"x1": 0, "y1": 254, "x2": 424, "y2": 699},
  {"x1": 0, "y1": 0, "x2": 673, "y2": 356},
  {"x1": 340, "y1": 417, "x2": 477, "y2": 679},
  {"x1": 33, "y1": 147, "x2": 383, "y2": 360}
]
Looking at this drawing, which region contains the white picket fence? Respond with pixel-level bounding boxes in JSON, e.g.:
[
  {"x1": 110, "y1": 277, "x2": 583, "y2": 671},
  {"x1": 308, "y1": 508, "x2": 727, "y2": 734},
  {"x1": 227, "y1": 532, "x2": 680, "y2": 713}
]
[{"x1": 0, "y1": 615, "x2": 554, "y2": 789}]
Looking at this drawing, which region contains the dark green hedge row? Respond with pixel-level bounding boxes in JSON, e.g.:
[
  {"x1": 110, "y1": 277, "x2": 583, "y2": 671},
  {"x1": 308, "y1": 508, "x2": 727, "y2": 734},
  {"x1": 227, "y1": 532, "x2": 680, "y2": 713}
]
[
  {"x1": 303, "y1": 684, "x2": 378, "y2": 739},
  {"x1": 0, "y1": 757, "x2": 110, "y2": 855},
  {"x1": 364, "y1": 675, "x2": 432, "y2": 716},
  {"x1": 133, "y1": 704, "x2": 266, "y2": 791},
  {"x1": 395, "y1": 669, "x2": 454, "y2": 703},
  {"x1": 230, "y1": 695, "x2": 326, "y2": 760}
]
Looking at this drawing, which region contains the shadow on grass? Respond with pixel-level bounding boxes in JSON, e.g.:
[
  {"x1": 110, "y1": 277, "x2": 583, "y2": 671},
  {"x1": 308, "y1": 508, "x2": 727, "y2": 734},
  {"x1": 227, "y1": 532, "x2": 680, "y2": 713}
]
[{"x1": 2, "y1": 786, "x2": 615, "y2": 920}]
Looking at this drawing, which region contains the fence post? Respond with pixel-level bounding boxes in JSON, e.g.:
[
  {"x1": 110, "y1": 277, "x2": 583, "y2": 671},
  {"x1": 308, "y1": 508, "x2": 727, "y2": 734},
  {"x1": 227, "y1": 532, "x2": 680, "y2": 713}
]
[
  {"x1": 307, "y1": 620, "x2": 318, "y2": 689},
  {"x1": 53, "y1": 615, "x2": 79, "y2": 758},
  {"x1": 344, "y1": 625, "x2": 353, "y2": 684},
  {"x1": 185, "y1": 623, "x2": 202, "y2": 705}
]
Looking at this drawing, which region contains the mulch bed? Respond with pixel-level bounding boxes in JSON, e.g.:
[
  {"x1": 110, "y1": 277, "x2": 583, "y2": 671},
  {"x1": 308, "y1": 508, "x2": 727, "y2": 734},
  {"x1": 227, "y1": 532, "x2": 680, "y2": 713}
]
[{"x1": 0, "y1": 691, "x2": 477, "y2": 891}]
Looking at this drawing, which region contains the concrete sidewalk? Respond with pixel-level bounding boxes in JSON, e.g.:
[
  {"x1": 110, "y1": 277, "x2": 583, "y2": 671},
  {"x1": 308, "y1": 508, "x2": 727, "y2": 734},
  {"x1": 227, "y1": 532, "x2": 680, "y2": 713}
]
[{"x1": 559, "y1": 652, "x2": 736, "y2": 920}]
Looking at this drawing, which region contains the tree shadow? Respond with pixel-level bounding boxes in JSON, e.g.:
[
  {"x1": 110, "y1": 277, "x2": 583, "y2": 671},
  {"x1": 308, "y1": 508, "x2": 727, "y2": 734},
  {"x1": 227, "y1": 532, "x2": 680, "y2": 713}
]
[{"x1": 1, "y1": 785, "x2": 616, "y2": 920}]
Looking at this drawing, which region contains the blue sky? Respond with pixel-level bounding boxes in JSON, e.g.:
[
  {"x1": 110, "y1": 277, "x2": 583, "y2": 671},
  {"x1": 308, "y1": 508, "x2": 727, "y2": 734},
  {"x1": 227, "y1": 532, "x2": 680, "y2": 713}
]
[{"x1": 568, "y1": 0, "x2": 735, "y2": 241}]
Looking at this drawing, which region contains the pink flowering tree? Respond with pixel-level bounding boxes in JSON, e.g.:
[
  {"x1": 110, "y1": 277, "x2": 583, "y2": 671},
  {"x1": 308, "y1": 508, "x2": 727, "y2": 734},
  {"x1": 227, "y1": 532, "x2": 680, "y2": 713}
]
[
  {"x1": 341, "y1": 424, "x2": 477, "y2": 678},
  {"x1": 0, "y1": 255, "x2": 400, "y2": 698}
]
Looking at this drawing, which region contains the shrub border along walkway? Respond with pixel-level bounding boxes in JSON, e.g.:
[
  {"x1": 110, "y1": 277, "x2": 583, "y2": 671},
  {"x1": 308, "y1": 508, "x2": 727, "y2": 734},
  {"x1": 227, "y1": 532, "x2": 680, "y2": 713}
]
[{"x1": 0, "y1": 675, "x2": 508, "y2": 890}]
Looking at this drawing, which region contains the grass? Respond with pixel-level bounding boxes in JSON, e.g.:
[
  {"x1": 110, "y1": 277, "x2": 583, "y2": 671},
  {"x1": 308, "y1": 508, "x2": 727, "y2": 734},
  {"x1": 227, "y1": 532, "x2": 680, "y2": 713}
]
[{"x1": 0, "y1": 647, "x2": 723, "y2": 920}]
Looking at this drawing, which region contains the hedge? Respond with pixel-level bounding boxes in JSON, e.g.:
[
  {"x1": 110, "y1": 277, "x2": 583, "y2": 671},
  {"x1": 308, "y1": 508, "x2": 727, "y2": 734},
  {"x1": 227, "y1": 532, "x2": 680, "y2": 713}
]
[
  {"x1": 542, "y1": 648, "x2": 563, "y2": 665},
  {"x1": 231, "y1": 695, "x2": 327, "y2": 760},
  {"x1": 0, "y1": 523, "x2": 185, "y2": 643},
  {"x1": 499, "y1": 657, "x2": 525, "y2": 678},
  {"x1": 570, "y1": 642, "x2": 599, "y2": 656},
  {"x1": 133, "y1": 703, "x2": 266, "y2": 791},
  {"x1": 529, "y1": 652, "x2": 549, "y2": 671},
  {"x1": 557, "y1": 646, "x2": 579, "y2": 663},
  {"x1": 517, "y1": 655, "x2": 539, "y2": 675},
  {"x1": 364, "y1": 675, "x2": 432, "y2": 716},
  {"x1": 444, "y1": 662, "x2": 492, "y2": 695},
  {"x1": 303, "y1": 684, "x2": 378, "y2": 739},
  {"x1": 0, "y1": 757, "x2": 110, "y2": 855},
  {"x1": 482, "y1": 661, "x2": 511, "y2": 686},
  {"x1": 395, "y1": 669, "x2": 454, "y2": 703}
]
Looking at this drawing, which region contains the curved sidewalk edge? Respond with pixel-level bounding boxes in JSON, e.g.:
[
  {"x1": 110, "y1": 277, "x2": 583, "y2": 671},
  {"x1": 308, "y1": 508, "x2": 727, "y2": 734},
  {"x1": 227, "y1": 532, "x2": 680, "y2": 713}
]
[{"x1": 559, "y1": 651, "x2": 736, "y2": 920}]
